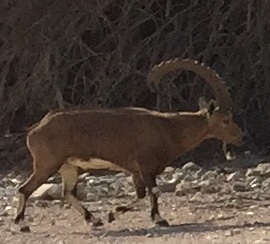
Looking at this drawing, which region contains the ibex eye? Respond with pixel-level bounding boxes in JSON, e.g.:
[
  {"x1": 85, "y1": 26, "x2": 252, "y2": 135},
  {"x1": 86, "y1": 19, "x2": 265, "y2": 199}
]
[{"x1": 223, "y1": 118, "x2": 230, "y2": 125}]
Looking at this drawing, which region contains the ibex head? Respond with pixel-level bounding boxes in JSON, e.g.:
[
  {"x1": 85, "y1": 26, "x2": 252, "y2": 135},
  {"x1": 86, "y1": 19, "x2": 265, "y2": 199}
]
[
  {"x1": 198, "y1": 97, "x2": 244, "y2": 146},
  {"x1": 148, "y1": 58, "x2": 245, "y2": 146}
]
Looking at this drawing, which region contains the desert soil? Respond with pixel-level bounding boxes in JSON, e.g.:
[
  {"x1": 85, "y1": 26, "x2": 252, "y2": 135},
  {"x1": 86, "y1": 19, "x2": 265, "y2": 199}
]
[
  {"x1": 2, "y1": 161, "x2": 270, "y2": 244},
  {"x1": 1, "y1": 192, "x2": 270, "y2": 244}
]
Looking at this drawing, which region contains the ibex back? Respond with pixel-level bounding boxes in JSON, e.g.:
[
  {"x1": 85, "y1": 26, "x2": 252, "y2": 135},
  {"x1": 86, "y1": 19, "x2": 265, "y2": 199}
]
[{"x1": 14, "y1": 58, "x2": 244, "y2": 232}]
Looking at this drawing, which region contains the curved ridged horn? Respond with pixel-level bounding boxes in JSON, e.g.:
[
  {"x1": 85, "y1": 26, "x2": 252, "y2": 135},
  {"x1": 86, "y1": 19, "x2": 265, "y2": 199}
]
[{"x1": 147, "y1": 58, "x2": 233, "y2": 111}]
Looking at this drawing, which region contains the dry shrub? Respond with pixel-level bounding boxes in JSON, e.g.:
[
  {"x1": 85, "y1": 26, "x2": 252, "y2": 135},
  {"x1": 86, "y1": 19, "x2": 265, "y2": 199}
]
[{"x1": 0, "y1": 0, "x2": 270, "y2": 154}]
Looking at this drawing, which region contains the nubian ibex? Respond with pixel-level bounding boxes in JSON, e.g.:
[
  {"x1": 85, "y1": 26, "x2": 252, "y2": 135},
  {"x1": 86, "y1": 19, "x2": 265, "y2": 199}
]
[{"x1": 14, "y1": 58, "x2": 244, "y2": 232}]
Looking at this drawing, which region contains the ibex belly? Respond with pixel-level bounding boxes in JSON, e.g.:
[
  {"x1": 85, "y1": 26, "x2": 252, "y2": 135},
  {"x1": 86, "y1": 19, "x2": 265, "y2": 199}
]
[{"x1": 66, "y1": 157, "x2": 124, "y2": 171}]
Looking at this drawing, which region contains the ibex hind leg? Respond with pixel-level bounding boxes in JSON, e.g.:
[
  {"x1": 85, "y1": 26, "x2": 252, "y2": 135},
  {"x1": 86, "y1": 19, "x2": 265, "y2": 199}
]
[
  {"x1": 14, "y1": 161, "x2": 59, "y2": 232},
  {"x1": 58, "y1": 163, "x2": 103, "y2": 227},
  {"x1": 108, "y1": 173, "x2": 146, "y2": 223}
]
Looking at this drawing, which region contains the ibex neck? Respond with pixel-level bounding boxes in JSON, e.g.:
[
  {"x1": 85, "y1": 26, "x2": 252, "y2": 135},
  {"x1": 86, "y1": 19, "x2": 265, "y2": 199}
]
[{"x1": 167, "y1": 111, "x2": 209, "y2": 160}]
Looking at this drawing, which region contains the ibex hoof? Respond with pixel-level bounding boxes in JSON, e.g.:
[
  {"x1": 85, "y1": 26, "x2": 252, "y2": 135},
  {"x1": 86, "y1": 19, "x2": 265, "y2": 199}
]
[
  {"x1": 107, "y1": 212, "x2": 116, "y2": 223},
  {"x1": 92, "y1": 218, "x2": 104, "y2": 228},
  {"x1": 20, "y1": 226, "x2": 31, "y2": 233},
  {"x1": 115, "y1": 206, "x2": 132, "y2": 213},
  {"x1": 155, "y1": 219, "x2": 169, "y2": 227}
]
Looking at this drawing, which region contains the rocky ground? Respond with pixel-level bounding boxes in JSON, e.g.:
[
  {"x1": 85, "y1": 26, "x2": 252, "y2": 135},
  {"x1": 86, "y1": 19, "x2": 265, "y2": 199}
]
[{"x1": 2, "y1": 154, "x2": 270, "y2": 243}]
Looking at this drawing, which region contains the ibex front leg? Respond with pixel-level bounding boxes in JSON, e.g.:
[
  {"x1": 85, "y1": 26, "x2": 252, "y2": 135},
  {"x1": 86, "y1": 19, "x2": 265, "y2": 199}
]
[
  {"x1": 108, "y1": 173, "x2": 146, "y2": 223},
  {"x1": 142, "y1": 173, "x2": 169, "y2": 227}
]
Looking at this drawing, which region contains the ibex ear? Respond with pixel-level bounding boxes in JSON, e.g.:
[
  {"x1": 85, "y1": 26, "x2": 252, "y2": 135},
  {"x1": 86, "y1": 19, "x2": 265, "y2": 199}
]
[
  {"x1": 208, "y1": 99, "x2": 218, "y2": 116},
  {"x1": 198, "y1": 97, "x2": 208, "y2": 110},
  {"x1": 198, "y1": 97, "x2": 218, "y2": 116}
]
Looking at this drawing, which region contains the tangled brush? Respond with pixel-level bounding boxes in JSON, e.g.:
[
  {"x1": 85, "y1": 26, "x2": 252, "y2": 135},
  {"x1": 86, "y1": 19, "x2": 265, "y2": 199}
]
[{"x1": 0, "y1": 0, "x2": 270, "y2": 153}]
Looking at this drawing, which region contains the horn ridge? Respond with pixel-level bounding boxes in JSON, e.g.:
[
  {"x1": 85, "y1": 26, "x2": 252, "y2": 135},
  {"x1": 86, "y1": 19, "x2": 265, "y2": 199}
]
[{"x1": 147, "y1": 58, "x2": 232, "y2": 111}]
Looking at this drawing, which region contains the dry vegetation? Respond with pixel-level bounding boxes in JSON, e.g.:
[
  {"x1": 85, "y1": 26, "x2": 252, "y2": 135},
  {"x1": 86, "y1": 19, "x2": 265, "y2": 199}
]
[{"x1": 0, "y1": 0, "x2": 270, "y2": 163}]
